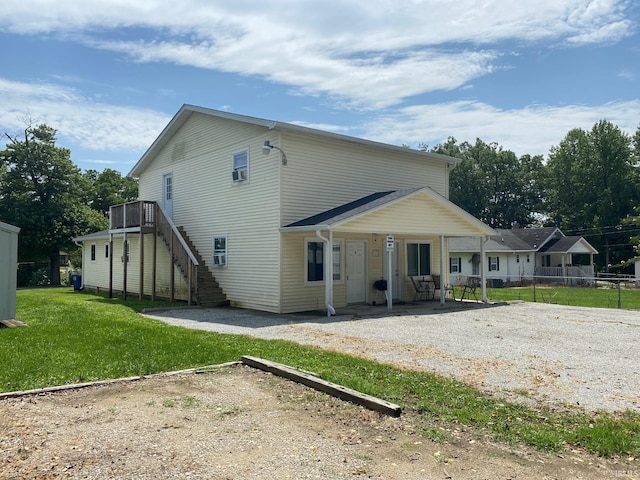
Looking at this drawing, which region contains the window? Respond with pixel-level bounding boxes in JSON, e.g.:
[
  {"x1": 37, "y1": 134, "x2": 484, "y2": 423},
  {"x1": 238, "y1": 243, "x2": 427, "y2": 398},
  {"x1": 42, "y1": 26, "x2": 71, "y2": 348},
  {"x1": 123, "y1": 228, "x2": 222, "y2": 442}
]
[
  {"x1": 449, "y1": 257, "x2": 462, "y2": 274},
  {"x1": 104, "y1": 243, "x2": 109, "y2": 259},
  {"x1": 90, "y1": 244, "x2": 96, "y2": 262},
  {"x1": 489, "y1": 256, "x2": 500, "y2": 271},
  {"x1": 213, "y1": 234, "x2": 227, "y2": 266},
  {"x1": 305, "y1": 240, "x2": 342, "y2": 283},
  {"x1": 516, "y1": 254, "x2": 520, "y2": 263},
  {"x1": 232, "y1": 150, "x2": 248, "y2": 182},
  {"x1": 526, "y1": 254, "x2": 530, "y2": 263},
  {"x1": 165, "y1": 174, "x2": 172, "y2": 201},
  {"x1": 407, "y1": 242, "x2": 431, "y2": 276},
  {"x1": 542, "y1": 255, "x2": 551, "y2": 267}
]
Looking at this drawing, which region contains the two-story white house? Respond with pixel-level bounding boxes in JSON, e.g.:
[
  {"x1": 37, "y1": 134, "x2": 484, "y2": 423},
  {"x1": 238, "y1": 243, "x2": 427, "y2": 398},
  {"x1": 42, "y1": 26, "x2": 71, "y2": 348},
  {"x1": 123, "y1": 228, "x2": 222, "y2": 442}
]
[{"x1": 75, "y1": 105, "x2": 495, "y2": 314}]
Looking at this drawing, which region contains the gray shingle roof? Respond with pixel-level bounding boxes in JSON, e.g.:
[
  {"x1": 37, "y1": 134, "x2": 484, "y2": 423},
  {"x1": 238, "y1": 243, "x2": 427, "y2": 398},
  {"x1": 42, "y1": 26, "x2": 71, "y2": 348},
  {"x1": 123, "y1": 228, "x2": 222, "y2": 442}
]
[{"x1": 283, "y1": 187, "x2": 423, "y2": 228}]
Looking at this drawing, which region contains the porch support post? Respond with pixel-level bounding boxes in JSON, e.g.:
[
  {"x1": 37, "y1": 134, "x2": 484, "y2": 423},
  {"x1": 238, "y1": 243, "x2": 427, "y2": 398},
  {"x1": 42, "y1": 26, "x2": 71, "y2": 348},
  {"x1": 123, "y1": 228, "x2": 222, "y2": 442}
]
[
  {"x1": 122, "y1": 233, "x2": 128, "y2": 300},
  {"x1": 170, "y1": 230, "x2": 175, "y2": 303},
  {"x1": 480, "y1": 236, "x2": 488, "y2": 302},
  {"x1": 108, "y1": 232, "x2": 113, "y2": 298},
  {"x1": 139, "y1": 232, "x2": 144, "y2": 301},
  {"x1": 439, "y1": 235, "x2": 446, "y2": 306},
  {"x1": 139, "y1": 203, "x2": 145, "y2": 300},
  {"x1": 152, "y1": 217, "x2": 157, "y2": 302}
]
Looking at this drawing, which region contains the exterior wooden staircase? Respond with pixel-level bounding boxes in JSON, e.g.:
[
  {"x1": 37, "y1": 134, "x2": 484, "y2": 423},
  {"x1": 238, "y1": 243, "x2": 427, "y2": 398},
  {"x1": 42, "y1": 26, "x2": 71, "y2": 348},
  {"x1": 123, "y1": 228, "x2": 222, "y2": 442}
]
[
  {"x1": 110, "y1": 200, "x2": 227, "y2": 307},
  {"x1": 177, "y1": 227, "x2": 229, "y2": 307}
]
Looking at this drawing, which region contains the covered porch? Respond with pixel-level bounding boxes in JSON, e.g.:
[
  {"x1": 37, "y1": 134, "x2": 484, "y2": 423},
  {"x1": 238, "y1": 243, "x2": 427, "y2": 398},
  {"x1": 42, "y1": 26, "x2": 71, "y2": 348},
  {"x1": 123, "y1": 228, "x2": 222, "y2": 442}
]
[
  {"x1": 280, "y1": 187, "x2": 496, "y2": 315},
  {"x1": 535, "y1": 236, "x2": 599, "y2": 285}
]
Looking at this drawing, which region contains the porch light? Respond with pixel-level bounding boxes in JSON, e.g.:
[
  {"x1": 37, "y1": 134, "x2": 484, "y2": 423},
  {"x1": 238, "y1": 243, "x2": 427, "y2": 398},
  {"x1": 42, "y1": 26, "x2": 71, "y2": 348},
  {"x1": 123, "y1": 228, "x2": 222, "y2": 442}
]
[{"x1": 262, "y1": 140, "x2": 287, "y2": 165}]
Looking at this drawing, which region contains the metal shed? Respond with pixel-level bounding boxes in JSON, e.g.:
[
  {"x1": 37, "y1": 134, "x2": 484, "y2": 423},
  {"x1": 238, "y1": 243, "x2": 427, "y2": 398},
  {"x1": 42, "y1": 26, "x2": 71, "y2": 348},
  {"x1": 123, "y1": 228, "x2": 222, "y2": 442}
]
[{"x1": 0, "y1": 221, "x2": 20, "y2": 320}]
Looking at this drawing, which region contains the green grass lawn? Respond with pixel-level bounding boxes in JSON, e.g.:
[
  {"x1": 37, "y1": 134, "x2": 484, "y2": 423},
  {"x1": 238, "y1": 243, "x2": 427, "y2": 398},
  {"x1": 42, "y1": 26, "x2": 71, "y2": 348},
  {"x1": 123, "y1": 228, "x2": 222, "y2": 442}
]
[
  {"x1": 2, "y1": 287, "x2": 639, "y2": 457},
  {"x1": 479, "y1": 284, "x2": 640, "y2": 310}
]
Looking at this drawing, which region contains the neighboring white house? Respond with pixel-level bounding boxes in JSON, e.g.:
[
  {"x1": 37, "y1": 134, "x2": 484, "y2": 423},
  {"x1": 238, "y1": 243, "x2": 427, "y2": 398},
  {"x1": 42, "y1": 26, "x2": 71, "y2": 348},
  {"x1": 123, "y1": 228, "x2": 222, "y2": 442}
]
[
  {"x1": 76, "y1": 104, "x2": 495, "y2": 314},
  {"x1": 448, "y1": 227, "x2": 598, "y2": 286},
  {"x1": 0, "y1": 221, "x2": 20, "y2": 320}
]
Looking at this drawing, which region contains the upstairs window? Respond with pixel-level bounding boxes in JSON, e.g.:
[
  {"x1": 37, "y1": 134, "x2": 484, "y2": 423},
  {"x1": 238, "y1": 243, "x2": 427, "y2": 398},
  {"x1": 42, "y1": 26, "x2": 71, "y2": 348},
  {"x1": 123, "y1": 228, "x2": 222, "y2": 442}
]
[
  {"x1": 213, "y1": 234, "x2": 227, "y2": 266},
  {"x1": 232, "y1": 150, "x2": 248, "y2": 182}
]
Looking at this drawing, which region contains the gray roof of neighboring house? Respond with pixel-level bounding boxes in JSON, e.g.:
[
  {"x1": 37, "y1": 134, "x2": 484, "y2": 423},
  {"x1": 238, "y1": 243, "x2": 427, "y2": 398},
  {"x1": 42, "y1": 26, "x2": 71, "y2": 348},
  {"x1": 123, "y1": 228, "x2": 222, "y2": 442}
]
[
  {"x1": 449, "y1": 227, "x2": 598, "y2": 255},
  {"x1": 538, "y1": 236, "x2": 599, "y2": 254},
  {"x1": 449, "y1": 229, "x2": 532, "y2": 253},
  {"x1": 508, "y1": 226, "x2": 561, "y2": 249}
]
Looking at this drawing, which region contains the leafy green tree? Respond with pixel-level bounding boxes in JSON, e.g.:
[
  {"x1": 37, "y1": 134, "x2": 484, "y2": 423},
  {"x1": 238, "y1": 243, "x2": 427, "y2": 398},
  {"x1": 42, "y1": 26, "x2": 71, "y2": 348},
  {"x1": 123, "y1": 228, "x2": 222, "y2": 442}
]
[
  {"x1": 84, "y1": 168, "x2": 138, "y2": 216},
  {"x1": 546, "y1": 120, "x2": 638, "y2": 269},
  {"x1": 0, "y1": 124, "x2": 108, "y2": 285},
  {"x1": 432, "y1": 138, "x2": 543, "y2": 228}
]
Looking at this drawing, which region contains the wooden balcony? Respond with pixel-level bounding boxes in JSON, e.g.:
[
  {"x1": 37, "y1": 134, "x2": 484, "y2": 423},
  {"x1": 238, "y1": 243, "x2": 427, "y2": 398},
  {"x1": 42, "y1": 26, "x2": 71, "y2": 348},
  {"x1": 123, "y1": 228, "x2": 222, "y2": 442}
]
[{"x1": 109, "y1": 201, "x2": 156, "y2": 233}]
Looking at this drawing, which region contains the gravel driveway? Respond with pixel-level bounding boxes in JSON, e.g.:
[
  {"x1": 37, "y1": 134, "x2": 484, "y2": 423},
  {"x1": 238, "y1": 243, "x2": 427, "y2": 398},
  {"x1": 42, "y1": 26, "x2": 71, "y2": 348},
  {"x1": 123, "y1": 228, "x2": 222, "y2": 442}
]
[{"x1": 144, "y1": 302, "x2": 640, "y2": 413}]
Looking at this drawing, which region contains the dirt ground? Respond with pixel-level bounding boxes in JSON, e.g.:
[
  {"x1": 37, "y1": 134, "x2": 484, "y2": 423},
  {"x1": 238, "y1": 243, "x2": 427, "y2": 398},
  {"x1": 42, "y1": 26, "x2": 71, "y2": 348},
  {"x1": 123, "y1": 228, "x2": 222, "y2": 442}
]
[{"x1": 1, "y1": 365, "x2": 637, "y2": 480}]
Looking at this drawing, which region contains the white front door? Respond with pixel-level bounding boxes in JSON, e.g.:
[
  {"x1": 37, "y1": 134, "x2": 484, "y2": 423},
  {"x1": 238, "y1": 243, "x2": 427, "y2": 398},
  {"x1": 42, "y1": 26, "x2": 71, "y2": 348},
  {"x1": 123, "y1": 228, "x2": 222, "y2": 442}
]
[
  {"x1": 162, "y1": 173, "x2": 173, "y2": 218},
  {"x1": 346, "y1": 241, "x2": 367, "y2": 304}
]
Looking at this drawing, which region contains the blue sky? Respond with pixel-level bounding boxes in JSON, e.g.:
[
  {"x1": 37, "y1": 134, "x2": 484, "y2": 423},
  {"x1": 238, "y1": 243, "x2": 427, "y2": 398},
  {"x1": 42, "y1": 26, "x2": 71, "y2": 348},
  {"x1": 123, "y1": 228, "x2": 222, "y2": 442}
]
[{"x1": 1, "y1": 0, "x2": 638, "y2": 175}]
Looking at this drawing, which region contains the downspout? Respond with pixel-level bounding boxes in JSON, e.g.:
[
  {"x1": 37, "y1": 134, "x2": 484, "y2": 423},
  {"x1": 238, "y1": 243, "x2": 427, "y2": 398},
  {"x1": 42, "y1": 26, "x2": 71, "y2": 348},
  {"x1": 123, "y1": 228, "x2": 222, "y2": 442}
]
[
  {"x1": 315, "y1": 229, "x2": 336, "y2": 316},
  {"x1": 480, "y1": 236, "x2": 488, "y2": 302},
  {"x1": 439, "y1": 235, "x2": 446, "y2": 306}
]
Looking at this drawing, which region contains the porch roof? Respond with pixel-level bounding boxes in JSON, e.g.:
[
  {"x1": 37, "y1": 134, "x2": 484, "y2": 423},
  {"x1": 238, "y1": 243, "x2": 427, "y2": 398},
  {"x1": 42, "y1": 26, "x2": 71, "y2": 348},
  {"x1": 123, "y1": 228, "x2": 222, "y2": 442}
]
[
  {"x1": 74, "y1": 230, "x2": 110, "y2": 242},
  {"x1": 538, "y1": 236, "x2": 599, "y2": 255},
  {"x1": 281, "y1": 187, "x2": 495, "y2": 237}
]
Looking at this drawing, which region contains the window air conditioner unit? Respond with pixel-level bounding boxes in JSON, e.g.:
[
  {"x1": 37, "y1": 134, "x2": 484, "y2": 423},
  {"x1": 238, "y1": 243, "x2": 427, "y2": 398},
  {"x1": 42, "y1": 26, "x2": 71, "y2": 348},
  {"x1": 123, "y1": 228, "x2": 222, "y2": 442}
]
[
  {"x1": 213, "y1": 254, "x2": 226, "y2": 265},
  {"x1": 232, "y1": 169, "x2": 247, "y2": 181}
]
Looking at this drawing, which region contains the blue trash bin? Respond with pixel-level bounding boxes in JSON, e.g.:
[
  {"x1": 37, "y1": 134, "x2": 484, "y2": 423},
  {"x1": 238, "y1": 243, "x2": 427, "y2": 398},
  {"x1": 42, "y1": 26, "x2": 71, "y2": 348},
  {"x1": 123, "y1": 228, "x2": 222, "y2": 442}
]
[{"x1": 72, "y1": 274, "x2": 82, "y2": 290}]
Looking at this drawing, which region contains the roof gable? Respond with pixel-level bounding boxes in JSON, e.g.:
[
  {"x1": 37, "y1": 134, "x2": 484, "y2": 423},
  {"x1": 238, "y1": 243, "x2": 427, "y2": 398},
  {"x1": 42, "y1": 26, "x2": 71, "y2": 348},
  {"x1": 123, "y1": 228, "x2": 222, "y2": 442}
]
[
  {"x1": 283, "y1": 187, "x2": 495, "y2": 237},
  {"x1": 129, "y1": 104, "x2": 460, "y2": 178}
]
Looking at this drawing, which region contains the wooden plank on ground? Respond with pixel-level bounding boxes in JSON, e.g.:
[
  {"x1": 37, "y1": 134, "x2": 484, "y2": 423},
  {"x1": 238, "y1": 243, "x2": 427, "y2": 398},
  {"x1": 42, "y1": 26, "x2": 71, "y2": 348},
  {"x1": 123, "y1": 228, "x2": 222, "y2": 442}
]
[
  {"x1": 241, "y1": 355, "x2": 402, "y2": 417},
  {"x1": 0, "y1": 319, "x2": 26, "y2": 328}
]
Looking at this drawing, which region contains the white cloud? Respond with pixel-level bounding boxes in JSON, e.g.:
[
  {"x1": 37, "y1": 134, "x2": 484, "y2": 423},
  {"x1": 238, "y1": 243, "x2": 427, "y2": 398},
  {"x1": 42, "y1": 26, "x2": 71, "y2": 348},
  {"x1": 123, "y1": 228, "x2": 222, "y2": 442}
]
[
  {"x1": 0, "y1": 78, "x2": 170, "y2": 151},
  {"x1": 361, "y1": 100, "x2": 640, "y2": 157},
  {"x1": 0, "y1": 0, "x2": 633, "y2": 108}
]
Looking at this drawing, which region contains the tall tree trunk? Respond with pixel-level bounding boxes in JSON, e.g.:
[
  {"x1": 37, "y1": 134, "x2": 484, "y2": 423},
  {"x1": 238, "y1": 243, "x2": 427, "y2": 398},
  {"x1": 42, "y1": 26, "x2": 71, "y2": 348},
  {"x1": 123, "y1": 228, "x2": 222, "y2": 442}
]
[{"x1": 49, "y1": 249, "x2": 61, "y2": 286}]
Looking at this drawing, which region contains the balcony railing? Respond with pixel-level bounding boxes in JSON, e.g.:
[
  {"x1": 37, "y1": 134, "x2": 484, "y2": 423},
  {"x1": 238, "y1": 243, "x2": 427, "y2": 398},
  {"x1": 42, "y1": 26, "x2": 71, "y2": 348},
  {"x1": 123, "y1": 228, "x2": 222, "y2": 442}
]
[{"x1": 110, "y1": 201, "x2": 156, "y2": 230}]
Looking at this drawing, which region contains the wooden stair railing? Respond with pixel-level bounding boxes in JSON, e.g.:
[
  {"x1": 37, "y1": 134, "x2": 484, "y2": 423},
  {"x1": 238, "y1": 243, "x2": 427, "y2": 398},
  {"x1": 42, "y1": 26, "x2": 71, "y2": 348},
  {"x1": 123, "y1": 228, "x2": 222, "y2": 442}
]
[{"x1": 153, "y1": 203, "x2": 199, "y2": 304}]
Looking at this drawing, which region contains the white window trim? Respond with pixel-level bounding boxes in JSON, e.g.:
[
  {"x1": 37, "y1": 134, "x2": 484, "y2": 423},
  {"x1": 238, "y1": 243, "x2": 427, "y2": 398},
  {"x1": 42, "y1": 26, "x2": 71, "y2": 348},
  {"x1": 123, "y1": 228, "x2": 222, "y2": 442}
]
[
  {"x1": 489, "y1": 256, "x2": 500, "y2": 271},
  {"x1": 90, "y1": 243, "x2": 96, "y2": 262},
  {"x1": 449, "y1": 256, "x2": 461, "y2": 274},
  {"x1": 304, "y1": 238, "x2": 344, "y2": 286},
  {"x1": 232, "y1": 149, "x2": 249, "y2": 183},
  {"x1": 213, "y1": 234, "x2": 228, "y2": 267},
  {"x1": 405, "y1": 240, "x2": 433, "y2": 278}
]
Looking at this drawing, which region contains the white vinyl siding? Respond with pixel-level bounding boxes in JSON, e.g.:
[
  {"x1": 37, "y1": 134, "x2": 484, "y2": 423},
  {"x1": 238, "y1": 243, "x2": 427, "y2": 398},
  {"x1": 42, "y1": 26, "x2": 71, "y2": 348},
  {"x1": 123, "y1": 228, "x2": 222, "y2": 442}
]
[
  {"x1": 80, "y1": 235, "x2": 189, "y2": 301},
  {"x1": 280, "y1": 134, "x2": 448, "y2": 227},
  {"x1": 137, "y1": 112, "x2": 281, "y2": 312}
]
